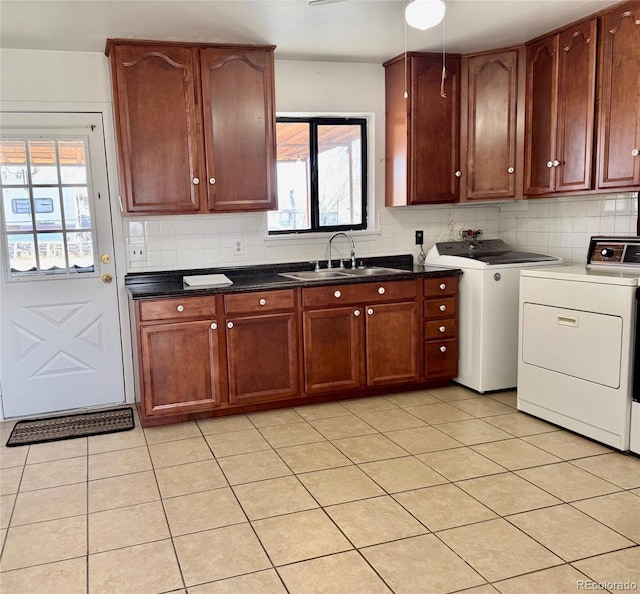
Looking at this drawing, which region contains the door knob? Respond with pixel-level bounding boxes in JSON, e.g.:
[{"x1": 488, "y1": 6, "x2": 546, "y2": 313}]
[
  {"x1": 100, "y1": 253, "x2": 111, "y2": 264},
  {"x1": 101, "y1": 273, "x2": 113, "y2": 283}
]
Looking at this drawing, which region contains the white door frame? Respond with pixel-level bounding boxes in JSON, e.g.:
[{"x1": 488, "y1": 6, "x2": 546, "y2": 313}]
[{"x1": 0, "y1": 101, "x2": 135, "y2": 421}]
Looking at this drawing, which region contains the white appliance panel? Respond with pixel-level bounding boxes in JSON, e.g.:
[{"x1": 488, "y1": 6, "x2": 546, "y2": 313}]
[
  {"x1": 522, "y1": 303, "x2": 623, "y2": 389},
  {"x1": 631, "y1": 402, "x2": 640, "y2": 454}
]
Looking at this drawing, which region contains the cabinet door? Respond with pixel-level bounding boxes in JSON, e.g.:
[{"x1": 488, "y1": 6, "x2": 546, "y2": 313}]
[
  {"x1": 410, "y1": 54, "x2": 461, "y2": 204},
  {"x1": 598, "y1": 1, "x2": 640, "y2": 189},
  {"x1": 110, "y1": 45, "x2": 203, "y2": 213},
  {"x1": 200, "y1": 47, "x2": 277, "y2": 212},
  {"x1": 524, "y1": 36, "x2": 558, "y2": 195},
  {"x1": 365, "y1": 302, "x2": 420, "y2": 386},
  {"x1": 555, "y1": 19, "x2": 597, "y2": 192},
  {"x1": 139, "y1": 320, "x2": 221, "y2": 418},
  {"x1": 226, "y1": 313, "x2": 298, "y2": 405},
  {"x1": 303, "y1": 307, "x2": 365, "y2": 395},
  {"x1": 463, "y1": 50, "x2": 520, "y2": 200}
]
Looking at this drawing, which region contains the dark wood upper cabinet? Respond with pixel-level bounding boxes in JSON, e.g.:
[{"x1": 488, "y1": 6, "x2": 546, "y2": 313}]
[
  {"x1": 108, "y1": 45, "x2": 203, "y2": 214},
  {"x1": 106, "y1": 40, "x2": 277, "y2": 215},
  {"x1": 384, "y1": 52, "x2": 461, "y2": 205},
  {"x1": 201, "y1": 48, "x2": 277, "y2": 212},
  {"x1": 461, "y1": 48, "x2": 524, "y2": 201},
  {"x1": 597, "y1": 0, "x2": 640, "y2": 190},
  {"x1": 524, "y1": 19, "x2": 597, "y2": 196}
]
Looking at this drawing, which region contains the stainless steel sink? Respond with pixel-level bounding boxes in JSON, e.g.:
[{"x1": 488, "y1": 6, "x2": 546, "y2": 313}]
[
  {"x1": 279, "y1": 270, "x2": 352, "y2": 281},
  {"x1": 278, "y1": 267, "x2": 406, "y2": 282},
  {"x1": 342, "y1": 267, "x2": 405, "y2": 276}
]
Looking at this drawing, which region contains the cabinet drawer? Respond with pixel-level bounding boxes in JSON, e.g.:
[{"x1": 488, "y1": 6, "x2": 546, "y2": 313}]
[
  {"x1": 425, "y1": 339, "x2": 458, "y2": 379},
  {"x1": 138, "y1": 296, "x2": 217, "y2": 322},
  {"x1": 424, "y1": 297, "x2": 457, "y2": 319},
  {"x1": 225, "y1": 289, "x2": 295, "y2": 314},
  {"x1": 425, "y1": 276, "x2": 458, "y2": 297},
  {"x1": 425, "y1": 318, "x2": 457, "y2": 340},
  {"x1": 302, "y1": 280, "x2": 418, "y2": 308}
]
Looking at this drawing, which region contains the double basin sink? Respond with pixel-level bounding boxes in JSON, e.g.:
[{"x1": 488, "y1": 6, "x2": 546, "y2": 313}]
[{"x1": 279, "y1": 267, "x2": 406, "y2": 282}]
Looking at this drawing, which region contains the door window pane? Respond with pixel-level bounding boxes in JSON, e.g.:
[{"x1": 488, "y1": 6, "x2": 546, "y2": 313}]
[
  {"x1": 1, "y1": 136, "x2": 95, "y2": 277},
  {"x1": 29, "y1": 140, "x2": 60, "y2": 185}
]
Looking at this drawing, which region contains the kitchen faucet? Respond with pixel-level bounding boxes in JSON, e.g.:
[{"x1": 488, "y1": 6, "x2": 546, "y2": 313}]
[{"x1": 327, "y1": 232, "x2": 356, "y2": 269}]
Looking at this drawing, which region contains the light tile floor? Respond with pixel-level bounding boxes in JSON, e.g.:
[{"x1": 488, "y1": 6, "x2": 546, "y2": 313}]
[{"x1": 0, "y1": 386, "x2": 639, "y2": 593}]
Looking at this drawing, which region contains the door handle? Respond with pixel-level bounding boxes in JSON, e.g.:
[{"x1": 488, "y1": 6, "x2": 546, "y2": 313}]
[{"x1": 101, "y1": 273, "x2": 113, "y2": 283}]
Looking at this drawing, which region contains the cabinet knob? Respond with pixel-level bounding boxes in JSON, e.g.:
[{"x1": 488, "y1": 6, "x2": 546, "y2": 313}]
[
  {"x1": 439, "y1": 326, "x2": 446, "y2": 333},
  {"x1": 378, "y1": 286, "x2": 385, "y2": 295},
  {"x1": 439, "y1": 283, "x2": 446, "y2": 290},
  {"x1": 552, "y1": 160, "x2": 560, "y2": 167},
  {"x1": 455, "y1": 170, "x2": 462, "y2": 178},
  {"x1": 210, "y1": 322, "x2": 217, "y2": 330},
  {"x1": 176, "y1": 305, "x2": 184, "y2": 312},
  {"x1": 334, "y1": 290, "x2": 342, "y2": 298},
  {"x1": 367, "y1": 308, "x2": 374, "y2": 315},
  {"x1": 546, "y1": 161, "x2": 553, "y2": 168},
  {"x1": 632, "y1": 149, "x2": 639, "y2": 157},
  {"x1": 209, "y1": 177, "x2": 216, "y2": 184},
  {"x1": 259, "y1": 298, "x2": 266, "y2": 306},
  {"x1": 508, "y1": 167, "x2": 515, "y2": 174},
  {"x1": 354, "y1": 309, "x2": 361, "y2": 317},
  {"x1": 440, "y1": 345, "x2": 447, "y2": 353},
  {"x1": 227, "y1": 321, "x2": 234, "y2": 329},
  {"x1": 192, "y1": 177, "x2": 200, "y2": 185},
  {"x1": 439, "y1": 304, "x2": 446, "y2": 312}
]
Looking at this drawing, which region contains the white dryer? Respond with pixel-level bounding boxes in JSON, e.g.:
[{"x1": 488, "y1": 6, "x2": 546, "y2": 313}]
[
  {"x1": 518, "y1": 236, "x2": 640, "y2": 451},
  {"x1": 425, "y1": 239, "x2": 562, "y2": 393}
]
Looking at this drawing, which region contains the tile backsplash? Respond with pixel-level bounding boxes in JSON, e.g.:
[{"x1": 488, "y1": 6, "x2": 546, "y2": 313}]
[{"x1": 125, "y1": 192, "x2": 637, "y2": 272}]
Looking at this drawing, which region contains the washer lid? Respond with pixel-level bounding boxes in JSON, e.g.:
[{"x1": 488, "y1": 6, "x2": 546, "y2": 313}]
[{"x1": 429, "y1": 239, "x2": 562, "y2": 265}]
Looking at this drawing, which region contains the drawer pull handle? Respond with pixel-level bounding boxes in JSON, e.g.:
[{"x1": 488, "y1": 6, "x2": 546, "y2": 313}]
[
  {"x1": 378, "y1": 286, "x2": 385, "y2": 295},
  {"x1": 354, "y1": 309, "x2": 361, "y2": 317},
  {"x1": 439, "y1": 326, "x2": 446, "y2": 333},
  {"x1": 176, "y1": 305, "x2": 184, "y2": 312},
  {"x1": 439, "y1": 283, "x2": 446, "y2": 290},
  {"x1": 508, "y1": 166, "x2": 515, "y2": 174},
  {"x1": 227, "y1": 322, "x2": 234, "y2": 329},
  {"x1": 192, "y1": 177, "x2": 200, "y2": 185},
  {"x1": 632, "y1": 148, "x2": 639, "y2": 157},
  {"x1": 557, "y1": 315, "x2": 578, "y2": 328},
  {"x1": 210, "y1": 323, "x2": 217, "y2": 330},
  {"x1": 439, "y1": 304, "x2": 446, "y2": 312},
  {"x1": 367, "y1": 308, "x2": 374, "y2": 315},
  {"x1": 334, "y1": 290, "x2": 342, "y2": 298},
  {"x1": 209, "y1": 177, "x2": 216, "y2": 185},
  {"x1": 259, "y1": 298, "x2": 266, "y2": 306},
  {"x1": 440, "y1": 345, "x2": 447, "y2": 353}
]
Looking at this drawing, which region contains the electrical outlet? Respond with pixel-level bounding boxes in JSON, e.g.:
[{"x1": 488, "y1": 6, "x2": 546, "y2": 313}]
[
  {"x1": 128, "y1": 245, "x2": 146, "y2": 262},
  {"x1": 415, "y1": 230, "x2": 424, "y2": 245},
  {"x1": 234, "y1": 239, "x2": 244, "y2": 256}
]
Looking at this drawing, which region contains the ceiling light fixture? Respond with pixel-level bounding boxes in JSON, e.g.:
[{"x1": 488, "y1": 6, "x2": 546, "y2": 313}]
[{"x1": 405, "y1": 0, "x2": 446, "y2": 31}]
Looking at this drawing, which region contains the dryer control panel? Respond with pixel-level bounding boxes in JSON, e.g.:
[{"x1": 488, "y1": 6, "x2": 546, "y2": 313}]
[{"x1": 587, "y1": 237, "x2": 640, "y2": 268}]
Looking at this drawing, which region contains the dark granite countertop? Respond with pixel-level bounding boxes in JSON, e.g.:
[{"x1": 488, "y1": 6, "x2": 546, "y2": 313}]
[{"x1": 125, "y1": 254, "x2": 462, "y2": 299}]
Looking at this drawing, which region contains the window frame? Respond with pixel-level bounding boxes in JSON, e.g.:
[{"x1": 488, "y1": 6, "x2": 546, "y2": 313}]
[{"x1": 269, "y1": 116, "x2": 368, "y2": 236}]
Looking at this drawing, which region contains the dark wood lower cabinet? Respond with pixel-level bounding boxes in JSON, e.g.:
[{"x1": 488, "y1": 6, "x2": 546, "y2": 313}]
[
  {"x1": 225, "y1": 312, "x2": 299, "y2": 405},
  {"x1": 303, "y1": 306, "x2": 365, "y2": 395},
  {"x1": 139, "y1": 320, "x2": 222, "y2": 419},
  {"x1": 133, "y1": 276, "x2": 459, "y2": 426},
  {"x1": 366, "y1": 302, "x2": 420, "y2": 386}
]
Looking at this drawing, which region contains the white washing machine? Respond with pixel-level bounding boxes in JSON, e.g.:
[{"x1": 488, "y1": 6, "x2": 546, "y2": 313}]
[
  {"x1": 518, "y1": 236, "x2": 640, "y2": 452},
  {"x1": 425, "y1": 239, "x2": 563, "y2": 393}
]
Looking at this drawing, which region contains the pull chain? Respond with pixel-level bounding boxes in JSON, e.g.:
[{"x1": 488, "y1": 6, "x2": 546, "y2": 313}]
[{"x1": 440, "y1": 2, "x2": 447, "y2": 98}]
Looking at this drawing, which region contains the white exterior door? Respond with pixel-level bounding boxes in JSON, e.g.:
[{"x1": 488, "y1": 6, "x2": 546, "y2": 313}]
[{"x1": 0, "y1": 112, "x2": 125, "y2": 418}]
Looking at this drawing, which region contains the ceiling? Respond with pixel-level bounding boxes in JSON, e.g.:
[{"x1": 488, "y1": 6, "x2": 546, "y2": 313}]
[{"x1": 0, "y1": 0, "x2": 620, "y2": 63}]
